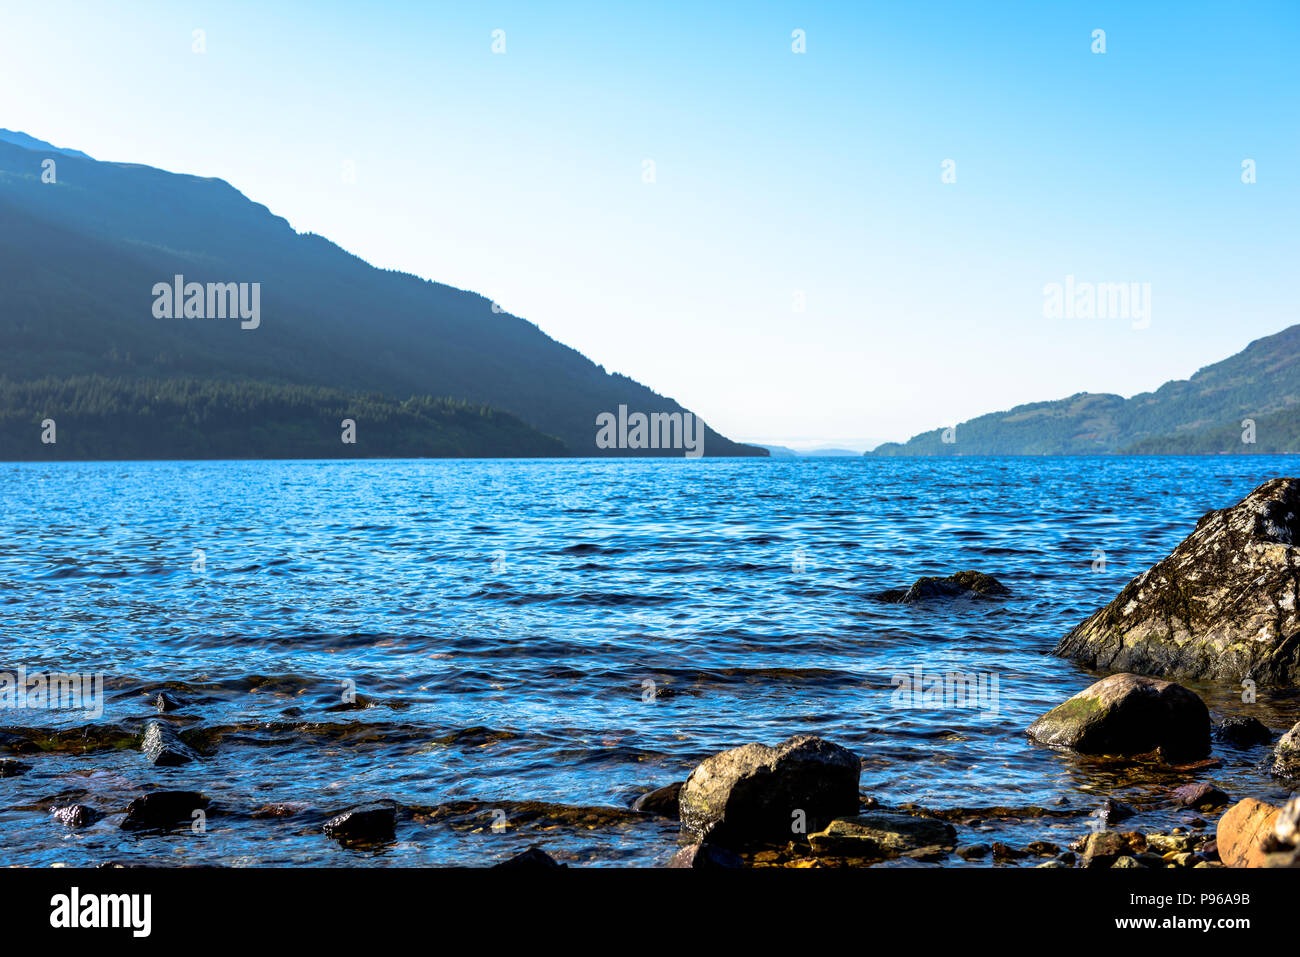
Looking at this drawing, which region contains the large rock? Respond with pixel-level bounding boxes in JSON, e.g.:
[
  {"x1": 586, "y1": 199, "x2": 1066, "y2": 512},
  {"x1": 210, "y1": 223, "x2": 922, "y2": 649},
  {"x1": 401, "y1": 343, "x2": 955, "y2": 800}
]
[
  {"x1": 1273, "y1": 721, "x2": 1300, "y2": 780},
  {"x1": 1027, "y1": 673, "x2": 1210, "y2": 760},
  {"x1": 1217, "y1": 798, "x2": 1281, "y2": 867},
  {"x1": 678, "y1": 735, "x2": 860, "y2": 848},
  {"x1": 1056, "y1": 478, "x2": 1300, "y2": 684}
]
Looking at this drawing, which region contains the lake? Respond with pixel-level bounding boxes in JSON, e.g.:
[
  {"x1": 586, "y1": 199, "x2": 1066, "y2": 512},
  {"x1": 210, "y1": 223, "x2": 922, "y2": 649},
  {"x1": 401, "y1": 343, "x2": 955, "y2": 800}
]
[{"x1": 2, "y1": 455, "x2": 1298, "y2": 866}]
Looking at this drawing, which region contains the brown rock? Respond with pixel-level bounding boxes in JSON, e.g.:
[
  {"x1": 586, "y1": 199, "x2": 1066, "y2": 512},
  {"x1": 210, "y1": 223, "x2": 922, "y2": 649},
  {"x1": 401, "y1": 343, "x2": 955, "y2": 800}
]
[{"x1": 1216, "y1": 798, "x2": 1281, "y2": 867}]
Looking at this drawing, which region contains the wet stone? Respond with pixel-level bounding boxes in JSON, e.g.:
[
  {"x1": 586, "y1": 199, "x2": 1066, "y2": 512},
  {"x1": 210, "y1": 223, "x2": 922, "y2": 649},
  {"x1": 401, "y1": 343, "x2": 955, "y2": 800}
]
[
  {"x1": 141, "y1": 720, "x2": 199, "y2": 767},
  {"x1": 0, "y1": 758, "x2": 30, "y2": 777},
  {"x1": 153, "y1": 691, "x2": 188, "y2": 713},
  {"x1": 323, "y1": 802, "x2": 397, "y2": 846},
  {"x1": 121, "y1": 791, "x2": 209, "y2": 831},
  {"x1": 52, "y1": 804, "x2": 101, "y2": 829},
  {"x1": 1171, "y1": 781, "x2": 1229, "y2": 810},
  {"x1": 632, "y1": 782, "x2": 682, "y2": 818},
  {"x1": 1216, "y1": 716, "x2": 1271, "y2": 749},
  {"x1": 668, "y1": 844, "x2": 743, "y2": 869},
  {"x1": 494, "y1": 846, "x2": 566, "y2": 869}
]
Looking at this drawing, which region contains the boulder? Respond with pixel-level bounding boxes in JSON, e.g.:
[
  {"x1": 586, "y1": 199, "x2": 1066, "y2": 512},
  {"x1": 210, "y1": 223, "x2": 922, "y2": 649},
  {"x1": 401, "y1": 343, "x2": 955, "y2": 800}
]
[
  {"x1": 322, "y1": 802, "x2": 396, "y2": 846},
  {"x1": 873, "y1": 570, "x2": 1010, "y2": 604},
  {"x1": 1216, "y1": 715, "x2": 1272, "y2": 748},
  {"x1": 632, "y1": 782, "x2": 682, "y2": 818},
  {"x1": 493, "y1": 846, "x2": 566, "y2": 869},
  {"x1": 121, "y1": 790, "x2": 209, "y2": 830},
  {"x1": 1055, "y1": 478, "x2": 1300, "y2": 684},
  {"x1": 1027, "y1": 673, "x2": 1210, "y2": 760},
  {"x1": 808, "y1": 813, "x2": 956, "y2": 858},
  {"x1": 1216, "y1": 798, "x2": 1280, "y2": 867},
  {"x1": 140, "y1": 720, "x2": 199, "y2": 767},
  {"x1": 1272, "y1": 721, "x2": 1300, "y2": 780},
  {"x1": 678, "y1": 735, "x2": 860, "y2": 848},
  {"x1": 667, "y1": 844, "x2": 744, "y2": 869}
]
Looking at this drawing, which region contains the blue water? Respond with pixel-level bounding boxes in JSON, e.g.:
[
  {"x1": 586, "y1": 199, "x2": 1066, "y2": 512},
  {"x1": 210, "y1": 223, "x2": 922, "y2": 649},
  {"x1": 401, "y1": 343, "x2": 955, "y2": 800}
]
[{"x1": 2, "y1": 456, "x2": 1298, "y2": 866}]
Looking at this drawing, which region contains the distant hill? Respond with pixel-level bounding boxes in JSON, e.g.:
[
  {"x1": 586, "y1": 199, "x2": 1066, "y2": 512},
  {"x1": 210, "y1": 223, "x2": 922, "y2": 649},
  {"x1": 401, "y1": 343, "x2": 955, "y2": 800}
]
[
  {"x1": 869, "y1": 325, "x2": 1300, "y2": 455},
  {"x1": 0, "y1": 134, "x2": 764, "y2": 459}
]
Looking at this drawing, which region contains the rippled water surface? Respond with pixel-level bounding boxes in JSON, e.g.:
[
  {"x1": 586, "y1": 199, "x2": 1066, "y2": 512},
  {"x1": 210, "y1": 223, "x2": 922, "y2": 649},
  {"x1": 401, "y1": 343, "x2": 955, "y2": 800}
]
[{"x1": 2, "y1": 456, "x2": 1298, "y2": 866}]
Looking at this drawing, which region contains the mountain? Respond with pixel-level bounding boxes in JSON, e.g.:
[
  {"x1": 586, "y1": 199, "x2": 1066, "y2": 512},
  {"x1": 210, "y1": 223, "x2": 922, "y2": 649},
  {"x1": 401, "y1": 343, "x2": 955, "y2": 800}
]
[
  {"x1": 0, "y1": 134, "x2": 764, "y2": 459},
  {"x1": 869, "y1": 325, "x2": 1300, "y2": 455}
]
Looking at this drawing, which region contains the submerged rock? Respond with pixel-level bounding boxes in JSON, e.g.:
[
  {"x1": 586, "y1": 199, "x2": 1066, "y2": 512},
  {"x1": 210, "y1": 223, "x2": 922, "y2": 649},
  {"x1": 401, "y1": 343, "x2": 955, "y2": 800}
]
[
  {"x1": 0, "y1": 758, "x2": 30, "y2": 777},
  {"x1": 52, "y1": 804, "x2": 101, "y2": 828},
  {"x1": 121, "y1": 790, "x2": 209, "y2": 831},
  {"x1": 678, "y1": 734, "x2": 860, "y2": 848},
  {"x1": 1027, "y1": 673, "x2": 1210, "y2": 760},
  {"x1": 667, "y1": 844, "x2": 744, "y2": 869},
  {"x1": 140, "y1": 720, "x2": 199, "y2": 767},
  {"x1": 808, "y1": 813, "x2": 956, "y2": 859},
  {"x1": 1055, "y1": 477, "x2": 1300, "y2": 684},
  {"x1": 322, "y1": 802, "x2": 396, "y2": 846},
  {"x1": 153, "y1": 691, "x2": 188, "y2": 713},
  {"x1": 1216, "y1": 715, "x2": 1272, "y2": 748},
  {"x1": 1170, "y1": 782, "x2": 1229, "y2": 810},
  {"x1": 872, "y1": 570, "x2": 1010, "y2": 604},
  {"x1": 1097, "y1": 797, "x2": 1136, "y2": 825},
  {"x1": 493, "y1": 846, "x2": 566, "y2": 869},
  {"x1": 632, "y1": 782, "x2": 682, "y2": 818},
  {"x1": 1272, "y1": 721, "x2": 1300, "y2": 780}
]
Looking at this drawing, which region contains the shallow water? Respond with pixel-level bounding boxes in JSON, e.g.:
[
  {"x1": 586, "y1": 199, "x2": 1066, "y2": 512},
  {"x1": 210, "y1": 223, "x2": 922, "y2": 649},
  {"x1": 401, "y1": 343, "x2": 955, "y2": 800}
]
[{"x1": 1, "y1": 456, "x2": 1298, "y2": 866}]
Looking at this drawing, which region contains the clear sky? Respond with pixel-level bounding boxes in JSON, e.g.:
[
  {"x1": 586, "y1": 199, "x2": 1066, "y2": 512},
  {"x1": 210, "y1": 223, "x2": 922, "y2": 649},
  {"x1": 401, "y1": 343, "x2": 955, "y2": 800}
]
[{"x1": 2, "y1": 1, "x2": 1296, "y2": 449}]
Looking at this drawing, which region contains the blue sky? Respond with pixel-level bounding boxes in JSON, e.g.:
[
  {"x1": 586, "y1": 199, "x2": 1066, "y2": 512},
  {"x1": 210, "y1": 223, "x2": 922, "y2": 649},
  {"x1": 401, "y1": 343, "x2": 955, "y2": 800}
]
[{"x1": 2, "y1": 1, "x2": 1296, "y2": 449}]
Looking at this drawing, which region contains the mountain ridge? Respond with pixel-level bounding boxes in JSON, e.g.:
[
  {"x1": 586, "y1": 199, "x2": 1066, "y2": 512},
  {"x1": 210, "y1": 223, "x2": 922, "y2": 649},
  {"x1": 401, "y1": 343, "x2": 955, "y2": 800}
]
[
  {"x1": 869, "y1": 324, "x2": 1300, "y2": 455},
  {"x1": 0, "y1": 132, "x2": 764, "y2": 459}
]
